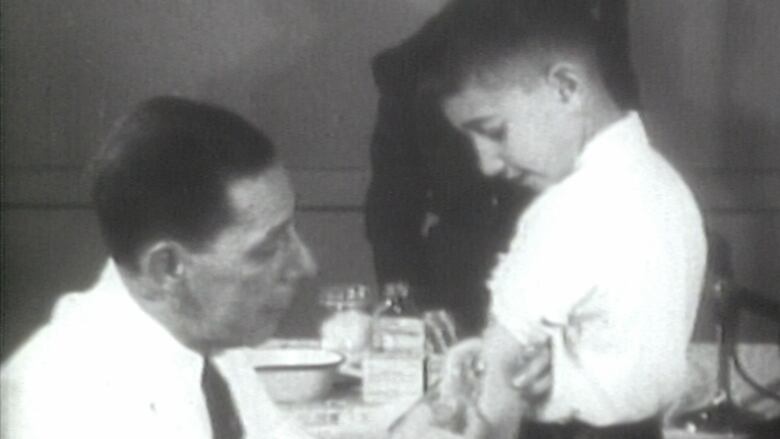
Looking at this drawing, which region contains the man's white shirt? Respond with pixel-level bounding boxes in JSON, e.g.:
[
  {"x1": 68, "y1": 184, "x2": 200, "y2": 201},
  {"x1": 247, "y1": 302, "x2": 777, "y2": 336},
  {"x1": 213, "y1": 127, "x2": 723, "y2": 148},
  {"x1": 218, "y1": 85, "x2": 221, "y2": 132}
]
[
  {"x1": 489, "y1": 112, "x2": 707, "y2": 426},
  {"x1": 1, "y1": 261, "x2": 311, "y2": 439}
]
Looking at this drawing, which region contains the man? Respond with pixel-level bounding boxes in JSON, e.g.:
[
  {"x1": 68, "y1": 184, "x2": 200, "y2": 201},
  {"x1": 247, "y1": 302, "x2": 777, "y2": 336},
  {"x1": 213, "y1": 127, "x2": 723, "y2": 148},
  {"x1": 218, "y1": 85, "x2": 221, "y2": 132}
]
[
  {"x1": 393, "y1": 1, "x2": 707, "y2": 438},
  {"x1": 1, "y1": 97, "x2": 318, "y2": 439}
]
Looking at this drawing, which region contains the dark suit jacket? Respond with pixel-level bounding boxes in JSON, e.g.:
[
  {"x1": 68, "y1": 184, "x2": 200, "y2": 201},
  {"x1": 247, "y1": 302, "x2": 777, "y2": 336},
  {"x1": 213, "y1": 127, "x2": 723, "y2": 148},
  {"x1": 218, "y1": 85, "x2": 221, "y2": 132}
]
[{"x1": 364, "y1": 24, "x2": 533, "y2": 335}]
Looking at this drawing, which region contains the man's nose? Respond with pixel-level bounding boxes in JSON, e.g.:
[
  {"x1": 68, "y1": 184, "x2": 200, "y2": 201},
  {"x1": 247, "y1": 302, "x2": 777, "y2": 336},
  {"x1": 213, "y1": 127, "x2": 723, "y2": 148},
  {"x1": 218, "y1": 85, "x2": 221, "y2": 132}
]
[
  {"x1": 472, "y1": 137, "x2": 505, "y2": 177},
  {"x1": 284, "y1": 228, "x2": 318, "y2": 281}
]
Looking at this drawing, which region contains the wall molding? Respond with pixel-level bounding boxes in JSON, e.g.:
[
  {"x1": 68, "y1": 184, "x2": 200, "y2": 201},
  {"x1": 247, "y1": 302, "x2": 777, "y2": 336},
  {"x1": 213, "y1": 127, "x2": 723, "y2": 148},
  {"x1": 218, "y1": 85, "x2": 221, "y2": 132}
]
[
  {"x1": 1, "y1": 167, "x2": 371, "y2": 211},
  {"x1": 3, "y1": 166, "x2": 779, "y2": 213}
]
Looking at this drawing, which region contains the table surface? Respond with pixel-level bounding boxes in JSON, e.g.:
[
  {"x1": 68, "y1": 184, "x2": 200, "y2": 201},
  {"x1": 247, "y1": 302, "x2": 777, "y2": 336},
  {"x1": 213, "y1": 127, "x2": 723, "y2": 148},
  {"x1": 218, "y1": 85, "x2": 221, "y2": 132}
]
[
  {"x1": 261, "y1": 338, "x2": 424, "y2": 438},
  {"x1": 263, "y1": 340, "x2": 780, "y2": 438},
  {"x1": 278, "y1": 376, "x2": 417, "y2": 438}
]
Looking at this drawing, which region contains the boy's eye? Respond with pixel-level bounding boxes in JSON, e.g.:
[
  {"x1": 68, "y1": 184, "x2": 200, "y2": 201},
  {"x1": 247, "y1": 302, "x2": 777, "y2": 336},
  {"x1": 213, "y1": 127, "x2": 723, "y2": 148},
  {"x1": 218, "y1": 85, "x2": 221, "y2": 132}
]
[
  {"x1": 481, "y1": 123, "x2": 507, "y2": 142},
  {"x1": 249, "y1": 243, "x2": 278, "y2": 262}
]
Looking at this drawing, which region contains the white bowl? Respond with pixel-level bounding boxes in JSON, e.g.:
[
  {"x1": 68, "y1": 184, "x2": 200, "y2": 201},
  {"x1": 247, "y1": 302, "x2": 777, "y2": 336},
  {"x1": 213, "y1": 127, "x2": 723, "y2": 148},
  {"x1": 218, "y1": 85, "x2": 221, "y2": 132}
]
[{"x1": 253, "y1": 348, "x2": 344, "y2": 403}]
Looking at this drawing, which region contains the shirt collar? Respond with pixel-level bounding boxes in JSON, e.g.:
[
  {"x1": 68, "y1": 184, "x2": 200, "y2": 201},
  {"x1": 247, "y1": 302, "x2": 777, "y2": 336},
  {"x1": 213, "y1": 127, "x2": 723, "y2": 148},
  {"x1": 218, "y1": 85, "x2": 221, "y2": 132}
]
[
  {"x1": 574, "y1": 111, "x2": 647, "y2": 172},
  {"x1": 87, "y1": 259, "x2": 206, "y2": 375}
]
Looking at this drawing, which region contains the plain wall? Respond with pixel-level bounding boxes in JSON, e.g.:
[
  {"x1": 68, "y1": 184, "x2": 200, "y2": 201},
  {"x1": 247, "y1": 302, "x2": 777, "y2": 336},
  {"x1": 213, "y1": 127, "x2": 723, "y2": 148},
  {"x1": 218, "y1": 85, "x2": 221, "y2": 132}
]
[
  {"x1": 1, "y1": 0, "x2": 449, "y2": 356},
  {"x1": 2, "y1": 0, "x2": 778, "y2": 358},
  {"x1": 630, "y1": 0, "x2": 780, "y2": 340}
]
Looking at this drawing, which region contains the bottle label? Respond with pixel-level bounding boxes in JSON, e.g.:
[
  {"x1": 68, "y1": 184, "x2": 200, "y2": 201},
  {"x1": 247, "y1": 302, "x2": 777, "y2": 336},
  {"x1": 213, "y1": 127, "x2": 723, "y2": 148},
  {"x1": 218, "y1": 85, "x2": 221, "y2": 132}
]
[
  {"x1": 374, "y1": 316, "x2": 425, "y2": 355},
  {"x1": 362, "y1": 353, "x2": 424, "y2": 403}
]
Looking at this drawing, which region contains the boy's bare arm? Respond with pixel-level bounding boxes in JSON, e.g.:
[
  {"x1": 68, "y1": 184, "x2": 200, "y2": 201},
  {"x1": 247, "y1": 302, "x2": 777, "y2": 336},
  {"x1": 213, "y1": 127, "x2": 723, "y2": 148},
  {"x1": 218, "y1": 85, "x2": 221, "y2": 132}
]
[{"x1": 478, "y1": 319, "x2": 551, "y2": 439}]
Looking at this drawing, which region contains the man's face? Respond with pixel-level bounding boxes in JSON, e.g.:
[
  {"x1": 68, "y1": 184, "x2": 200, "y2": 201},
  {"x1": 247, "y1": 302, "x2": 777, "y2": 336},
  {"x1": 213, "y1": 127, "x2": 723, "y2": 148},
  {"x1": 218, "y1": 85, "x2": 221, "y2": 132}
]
[
  {"x1": 177, "y1": 166, "x2": 317, "y2": 351},
  {"x1": 443, "y1": 74, "x2": 583, "y2": 191}
]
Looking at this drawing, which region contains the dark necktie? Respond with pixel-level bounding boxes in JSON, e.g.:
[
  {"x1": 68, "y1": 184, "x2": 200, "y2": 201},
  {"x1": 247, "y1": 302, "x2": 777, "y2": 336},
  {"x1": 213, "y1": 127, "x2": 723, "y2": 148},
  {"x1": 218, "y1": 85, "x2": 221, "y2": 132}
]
[{"x1": 201, "y1": 356, "x2": 245, "y2": 439}]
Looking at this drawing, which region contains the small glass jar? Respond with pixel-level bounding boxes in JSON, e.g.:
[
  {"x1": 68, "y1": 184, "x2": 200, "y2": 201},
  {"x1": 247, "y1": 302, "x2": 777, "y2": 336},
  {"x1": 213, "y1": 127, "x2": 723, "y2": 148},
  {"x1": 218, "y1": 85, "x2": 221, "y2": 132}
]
[{"x1": 320, "y1": 284, "x2": 373, "y2": 367}]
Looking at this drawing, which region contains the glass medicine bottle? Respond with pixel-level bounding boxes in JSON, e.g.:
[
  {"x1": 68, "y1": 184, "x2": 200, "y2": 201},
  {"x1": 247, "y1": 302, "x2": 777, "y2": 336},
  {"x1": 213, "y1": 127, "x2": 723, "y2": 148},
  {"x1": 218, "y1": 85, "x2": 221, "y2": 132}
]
[
  {"x1": 371, "y1": 282, "x2": 425, "y2": 355},
  {"x1": 363, "y1": 283, "x2": 427, "y2": 403}
]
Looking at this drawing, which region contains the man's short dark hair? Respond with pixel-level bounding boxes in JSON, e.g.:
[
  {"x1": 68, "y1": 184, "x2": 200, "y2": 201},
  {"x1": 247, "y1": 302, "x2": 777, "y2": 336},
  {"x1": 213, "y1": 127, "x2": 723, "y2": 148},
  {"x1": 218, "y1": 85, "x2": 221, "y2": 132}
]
[
  {"x1": 92, "y1": 96, "x2": 276, "y2": 270},
  {"x1": 419, "y1": 0, "x2": 638, "y2": 109}
]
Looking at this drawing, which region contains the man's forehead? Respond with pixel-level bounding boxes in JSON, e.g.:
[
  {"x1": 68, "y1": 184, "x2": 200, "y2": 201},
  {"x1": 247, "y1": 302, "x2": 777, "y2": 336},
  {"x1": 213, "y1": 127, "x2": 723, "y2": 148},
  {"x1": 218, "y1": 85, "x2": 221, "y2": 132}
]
[{"x1": 227, "y1": 166, "x2": 295, "y2": 223}]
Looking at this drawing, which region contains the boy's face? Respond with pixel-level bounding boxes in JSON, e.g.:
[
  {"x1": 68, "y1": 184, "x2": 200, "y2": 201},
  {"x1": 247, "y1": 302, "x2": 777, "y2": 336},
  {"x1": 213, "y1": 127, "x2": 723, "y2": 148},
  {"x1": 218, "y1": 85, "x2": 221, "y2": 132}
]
[{"x1": 443, "y1": 69, "x2": 584, "y2": 192}]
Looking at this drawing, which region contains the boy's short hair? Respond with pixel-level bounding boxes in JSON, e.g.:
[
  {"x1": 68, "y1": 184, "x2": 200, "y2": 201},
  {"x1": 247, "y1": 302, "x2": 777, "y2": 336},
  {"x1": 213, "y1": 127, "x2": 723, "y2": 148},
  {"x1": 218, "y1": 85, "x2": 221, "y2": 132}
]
[{"x1": 420, "y1": 0, "x2": 638, "y2": 108}]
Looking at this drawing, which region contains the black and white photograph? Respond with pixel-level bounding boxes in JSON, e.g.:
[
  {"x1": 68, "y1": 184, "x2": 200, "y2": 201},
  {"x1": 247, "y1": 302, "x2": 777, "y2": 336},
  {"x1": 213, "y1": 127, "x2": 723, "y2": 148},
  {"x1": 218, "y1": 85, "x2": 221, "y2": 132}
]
[{"x1": 1, "y1": 1, "x2": 779, "y2": 438}]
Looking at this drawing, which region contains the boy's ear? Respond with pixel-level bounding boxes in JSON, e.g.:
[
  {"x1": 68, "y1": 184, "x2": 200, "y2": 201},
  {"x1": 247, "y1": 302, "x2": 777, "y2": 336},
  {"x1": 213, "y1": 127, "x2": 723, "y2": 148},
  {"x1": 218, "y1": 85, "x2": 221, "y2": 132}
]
[{"x1": 546, "y1": 61, "x2": 583, "y2": 105}]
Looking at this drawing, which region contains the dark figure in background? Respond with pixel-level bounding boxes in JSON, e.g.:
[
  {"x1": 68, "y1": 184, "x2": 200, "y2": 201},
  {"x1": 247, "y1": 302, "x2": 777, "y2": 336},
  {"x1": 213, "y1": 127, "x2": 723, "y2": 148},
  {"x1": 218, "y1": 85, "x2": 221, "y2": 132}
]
[
  {"x1": 365, "y1": 11, "x2": 533, "y2": 337},
  {"x1": 364, "y1": 0, "x2": 637, "y2": 337}
]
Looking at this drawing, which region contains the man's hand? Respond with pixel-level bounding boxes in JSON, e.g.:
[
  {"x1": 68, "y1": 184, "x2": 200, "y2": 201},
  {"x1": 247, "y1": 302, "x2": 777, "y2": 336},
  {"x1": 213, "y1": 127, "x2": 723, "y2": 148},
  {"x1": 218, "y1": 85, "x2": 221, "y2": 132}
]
[
  {"x1": 509, "y1": 342, "x2": 552, "y2": 405},
  {"x1": 388, "y1": 331, "x2": 553, "y2": 439},
  {"x1": 441, "y1": 337, "x2": 552, "y2": 407},
  {"x1": 439, "y1": 338, "x2": 484, "y2": 401},
  {"x1": 388, "y1": 399, "x2": 489, "y2": 439}
]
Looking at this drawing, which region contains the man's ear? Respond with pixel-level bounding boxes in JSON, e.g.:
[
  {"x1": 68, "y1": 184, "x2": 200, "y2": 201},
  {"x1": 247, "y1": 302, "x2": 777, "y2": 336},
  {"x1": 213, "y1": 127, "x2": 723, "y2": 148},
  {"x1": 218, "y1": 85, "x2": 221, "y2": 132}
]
[
  {"x1": 545, "y1": 61, "x2": 583, "y2": 106},
  {"x1": 137, "y1": 241, "x2": 187, "y2": 300}
]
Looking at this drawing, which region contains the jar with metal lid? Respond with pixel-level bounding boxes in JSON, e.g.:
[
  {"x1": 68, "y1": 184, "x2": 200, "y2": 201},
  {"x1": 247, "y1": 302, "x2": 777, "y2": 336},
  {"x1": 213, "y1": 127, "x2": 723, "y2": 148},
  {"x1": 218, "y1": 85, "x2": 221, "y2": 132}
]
[{"x1": 319, "y1": 284, "x2": 373, "y2": 367}]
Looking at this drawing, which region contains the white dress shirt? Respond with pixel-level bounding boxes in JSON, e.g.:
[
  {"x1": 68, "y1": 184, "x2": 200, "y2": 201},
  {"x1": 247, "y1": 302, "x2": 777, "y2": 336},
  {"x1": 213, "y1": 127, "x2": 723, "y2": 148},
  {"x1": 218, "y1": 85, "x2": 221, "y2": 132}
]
[
  {"x1": 1, "y1": 261, "x2": 311, "y2": 439},
  {"x1": 489, "y1": 112, "x2": 707, "y2": 426}
]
